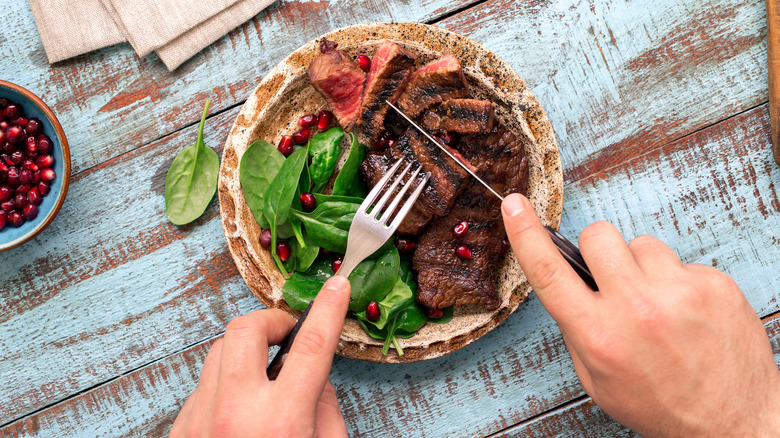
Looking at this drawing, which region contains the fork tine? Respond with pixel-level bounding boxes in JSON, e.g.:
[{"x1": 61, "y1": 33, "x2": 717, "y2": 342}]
[
  {"x1": 358, "y1": 158, "x2": 403, "y2": 215},
  {"x1": 380, "y1": 165, "x2": 422, "y2": 226},
  {"x1": 388, "y1": 172, "x2": 430, "y2": 231},
  {"x1": 370, "y1": 162, "x2": 412, "y2": 220}
]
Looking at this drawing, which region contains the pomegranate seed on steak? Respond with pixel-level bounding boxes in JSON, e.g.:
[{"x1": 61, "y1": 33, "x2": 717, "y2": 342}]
[
  {"x1": 357, "y1": 54, "x2": 371, "y2": 72},
  {"x1": 425, "y1": 307, "x2": 444, "y2": 319},
  {"x1": 372, "y1": 130, "x2": 395, "y2": 151},
  {"x1": 452, "y1": 221, "x2": 469, "y2": 238},
  {"x1": 455, "y1": 244, "x2": 472, "y2": 259},
  {"x1": 366, "y1": 301, "x2": 380, "y2": 322},
  {"x1": 395, "y1": 236, "x2": 416, "y2": 253}
]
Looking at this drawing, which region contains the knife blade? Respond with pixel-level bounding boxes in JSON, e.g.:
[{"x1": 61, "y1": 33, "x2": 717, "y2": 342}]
[{"x1": 386, "y1": 101, "x2": 598, "y2": 291}]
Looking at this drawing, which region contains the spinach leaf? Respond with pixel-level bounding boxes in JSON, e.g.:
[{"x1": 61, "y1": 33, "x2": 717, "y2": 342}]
[
  {"x1": 314, "y1": 194, "x2": 363, "y2": 205},
  {"x1": 239, "y1": 140, "x2": 285, "y2": 229},
  {"x1": 331, "y1": 133, "x2": 367, "y2": 196},
  {"x1": 165, "y1": 100, "x2": 220, "y2": 225},
  {"x1": 348, "y1": 247, "x2": 400, "y2": 312},
  {"x1": 290, "y1": 201, "x2": 359, "y2": 253},
  {"x1": 282, "y1": 258, "x2": 331, "y2": 311},
  {"x1": 372, "y1": 277, "x2": 414, "y2": 330},
  {"x1": 308, "y1": 127, "x2": 344, "y2": 192},
  {"x1": 399, "y1": 256, "x2": 417, "y2": 294},
  {"x1": 292, "y1": 231, "x2": 319, "y2": 272},
  {"x1": 427, "y1": 306, "x2": 454, "y2": 324},
  {"x1": 394, "y1": 304, "x2": 427, "y2": 333},
  {"x1": 356, "y1": 302, "x2": 427, "y2": 356},
  {"x1": 263, "y1": 146, "x2": 309, "y2": 276}
]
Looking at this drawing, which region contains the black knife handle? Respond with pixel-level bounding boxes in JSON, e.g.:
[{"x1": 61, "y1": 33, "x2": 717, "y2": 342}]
[
  {"x1": 266, "y1": 301, "x2": 314, "y2": 380},
  {"x1": 544, "y1": 226, "x2": 598, "y2": 291}
]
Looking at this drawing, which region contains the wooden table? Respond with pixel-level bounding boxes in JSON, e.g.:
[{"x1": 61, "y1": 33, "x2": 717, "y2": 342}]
[{"x1": 2, "y1": 0, "x2": 779, "y2": 436}]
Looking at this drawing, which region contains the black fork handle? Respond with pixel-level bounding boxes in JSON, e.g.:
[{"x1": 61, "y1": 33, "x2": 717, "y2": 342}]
[
  {"x1": 544, "y1": 226, "x2": 598, "y2": 291},
  {"x1": 266, "y1": 301, "x2": 314, "y2": 380}
]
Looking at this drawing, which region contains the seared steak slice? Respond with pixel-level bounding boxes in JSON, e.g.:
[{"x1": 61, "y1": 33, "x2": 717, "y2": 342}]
[
  {"x1": 420, "y1": 99, "x2": 495, "y2": 134},
  {"x1": 414, "y1": 123, "x2": 529, "y2": 310},
  {"x1": 359, "y1": 127, "x2": 471, "y2": 235},
  {"x1": 396, "y1": 55, "x2": 468, "y2": 118},
  {"x1": 307, "y1": 39, "x2": 366, "y2": 127},
  {"x1": 359, "y1": 40, "x2": 416, "y2": 139}
]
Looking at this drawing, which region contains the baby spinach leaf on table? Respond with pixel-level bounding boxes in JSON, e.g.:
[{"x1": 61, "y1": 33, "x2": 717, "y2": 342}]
[
  {"x1": 164, "y1": 100, "x2": 220, "y2": 225},
  {"x1": 263, "y1": 146, "x2": 309, "y2": 276},
  {"x1": 239, "y1": 140, "x2": 285, "y2": 229},
  {"x1": 282, "y1": 258, "x2": 332, "y2": 311},
  {"x1": 309, "y1": 127, "x2": 344, "y2": 192},
  {"x1": 348, "y1": 247, "x2": 400, "y2": 312},
  {"x1": 290, "y1": 201, "x2": 359, "y2": 253},
  {"x1": 331, "y1": 133, "x2": 367, "y2": 196}
]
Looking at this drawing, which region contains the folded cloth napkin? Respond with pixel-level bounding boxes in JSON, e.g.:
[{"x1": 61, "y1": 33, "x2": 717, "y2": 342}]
[{"x1": 28, "y1": 0, "x2": 276, "y2": 71}]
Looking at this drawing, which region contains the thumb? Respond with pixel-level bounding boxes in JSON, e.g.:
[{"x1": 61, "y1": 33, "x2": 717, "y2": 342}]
[{"x1": 501, "y1": 194, "x2": 594, "y2": 328}]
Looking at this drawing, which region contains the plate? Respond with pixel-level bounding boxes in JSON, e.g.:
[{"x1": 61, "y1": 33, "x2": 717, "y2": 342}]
[{"x1": 218, "y1": 22, "x2": 562, "y2": 363}]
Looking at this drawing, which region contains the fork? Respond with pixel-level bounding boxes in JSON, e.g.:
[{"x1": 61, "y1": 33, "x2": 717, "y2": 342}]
[{"x1": 266, "y1": 158, "x2": 429, "y2": 379}]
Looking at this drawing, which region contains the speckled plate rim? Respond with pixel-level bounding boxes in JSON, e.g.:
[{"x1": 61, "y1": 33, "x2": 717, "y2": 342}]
[
  {"x1": 0, "y1": 80, "x2": 71, "y2": 253},
  {"x1": 218, "y1": 22, "x2": 563, "y2": 363}
]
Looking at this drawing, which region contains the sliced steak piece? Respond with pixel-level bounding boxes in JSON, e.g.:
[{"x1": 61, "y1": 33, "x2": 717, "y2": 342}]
[
  {"x1": 396, "y1": 55, "x2": 468, "y2": 118},
  {"x1": 358, "y1": 40, "x2": 416, "y2": 139},
  {"x1": 307, "y1": 39, "x2": 366, "y2": 127},
  {"x1": 414, "y1": 123, "x2": 529, "y2": 310},
  {"x1": 359, "y1": 127, "x2": 471, "y2": 235},
  {"x1": 420, "y1": 99, "x2": 495, "y2": 135}
]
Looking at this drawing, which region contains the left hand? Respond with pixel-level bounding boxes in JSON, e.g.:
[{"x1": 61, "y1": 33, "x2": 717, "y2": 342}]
[{"x1": 169, "y1": 275, "x2": 351, "y2": 437}]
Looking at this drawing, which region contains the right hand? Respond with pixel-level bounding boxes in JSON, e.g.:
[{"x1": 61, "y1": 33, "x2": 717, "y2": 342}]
[{"x1": 501, "y1": 193, "x2": 780, "y2": 437}]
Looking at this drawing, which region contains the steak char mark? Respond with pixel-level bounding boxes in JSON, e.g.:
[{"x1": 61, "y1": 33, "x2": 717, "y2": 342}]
[
  {"x1": 358, "y1": 40, "x2": 416, "y2": 139},
  {"x1": 414, "y1": 123, "x2": 529, "y2": 310},
  {"x1": 420, "y1": 99, "x2": 495, "y2": 135},
  {"x1": 396, "y1": 55, "x2": 468, "y2": 118},
  {"x1": 307, "y1": 38, "x2": 366, "y2": 127}
]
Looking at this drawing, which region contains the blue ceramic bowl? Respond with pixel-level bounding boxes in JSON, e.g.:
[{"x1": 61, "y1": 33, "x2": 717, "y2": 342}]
[{"x1": 0, "y1": 80, "x2": 71, "y2": 252}]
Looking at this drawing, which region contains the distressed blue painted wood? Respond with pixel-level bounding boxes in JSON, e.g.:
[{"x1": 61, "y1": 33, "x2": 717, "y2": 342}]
[{"x1": 1, "y1": 0, "x2": 778, "y2": 436}]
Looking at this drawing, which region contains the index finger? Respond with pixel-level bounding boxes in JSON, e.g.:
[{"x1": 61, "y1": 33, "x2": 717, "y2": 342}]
[
  {"x1": 276, "y1": 275, "x2": 351, "y2": 408},
  {"x1": 502, "y1": 194, "x2": 595, "y2": 328}
]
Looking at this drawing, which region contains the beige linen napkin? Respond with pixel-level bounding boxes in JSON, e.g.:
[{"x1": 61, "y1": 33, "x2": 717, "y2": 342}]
[{"x1": 28, "y1": 0, "x2": 276, "y2": 71}]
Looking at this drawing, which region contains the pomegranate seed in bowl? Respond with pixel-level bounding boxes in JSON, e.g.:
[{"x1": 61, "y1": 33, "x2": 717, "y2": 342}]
[
  {"x1": 6, "y1": 126, "x2": 25, "y2": 144},
  {"x1": 317, "y1": 110, "x2": 333, "y2": 130},
  {"x1": 25, "y1": 118, "x2": 42, "y2": 136},
  {"x1": 22, "y1": 204, "x2": 38, "y2": 221},
  {"x1": 7, "y1": 211, "x2": 24, "y2": 227},
  {"x1": 39, "y1": 168, "x2": 55, "y2": 182},
  {"x1": 299, "y1": 114, "x2": 317, "y2": 128},
  {"x1": 37, "y1": 135, "x2": 53, "y2": 154}
]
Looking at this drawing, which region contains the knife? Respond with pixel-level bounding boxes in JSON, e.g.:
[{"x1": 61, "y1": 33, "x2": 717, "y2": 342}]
[{"x1": 387, "y1": 101, "x2": 598, "y2": 291}]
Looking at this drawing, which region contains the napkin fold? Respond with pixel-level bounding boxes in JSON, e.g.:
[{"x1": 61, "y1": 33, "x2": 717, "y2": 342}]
[{"x1": 28, "y1": 0, "x2": 276, "y2": 71}]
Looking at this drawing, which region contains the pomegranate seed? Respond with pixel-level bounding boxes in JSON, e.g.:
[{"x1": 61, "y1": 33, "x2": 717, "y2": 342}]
[
  {"x1": 4, "y1": 104, "x2": 21, "y2": 119},
  {"x1": 11, "y1": 117, "x2": 28, "y2": 127},
  {"x1": 0, "y1": 210, "x2": 5, "y2": 230},
  {"x1": 26, "y1": 118, "x2": 43, "y2": 136},
  {"x1": 28, "y1": 187, "x2": 43, "y2": 205},
  {"x1": 319, "y1": 248, "x2": 332, "y2": 257},
  {"x1": 395, "y1": 236, "x2": 416, "y2": 253},
  {"x1": 19, "y1": 168, "x2": 35, "y2": 185},
  {"x1": 38, "y1": 181, "x2": 50, "y2": 196},
  {"x1": 1, "y1": 154, "x2": 13, "y2": 166},
  {"x1": 26, "y1": 136, "x2": 37, "y2": 154},
  {"x1": 455, "y1": 244, "x2": 472, "y2": 259},
  {"x1": 39, "y1": 168, "x2": 55, "y2": 182},
  {"x1": 11, "y1": 150, "x2": 24, "y2": 165},
  {"x1": 0, "y1": 129, "x2": 5, "y2": 145},
  {"x1": 258, "y1": 229, "x2": 272, "y2": 249},
  {"x1": 276, "y1": 240, "x2": 291, "y2": 262},
  {"x1": 277, "y1": 135, "x2": 293, "y2": 155},
  {"x1": 500, "y1": 239, "x2": 511, "y2": 256},
  {"x1": 0, "y1": 121, "x2": 8, "y2": 131},
  {"x1": 0, "y1": 162, "x2": 7, "y2": 176},
  {"x1": 1, "y1": 200, "x2": 14, "y2": 211},
  {"x1": 35, "y1": 155, "x2": 54, "y2": 168},
  {"x1": 2, "y1": 143, "x2": 14, "y2": 154},
  {"x1": 425, "y1": 307, "x2": 444, "y2": 319},
  {"x1": 357, "y1": 54, "x2": 371, "y2": 72},
  {"x1": 299, "y1": 192, "x2": 316, "y2": 212},
  {"x1": 292, "y1": 129, "x2": 311, "y2": 144},
  {"x1": 0, "y1": 185, "x2": 11, "y2": 202},
  {"x1": 14, "y1": 193, "x2": 27, "y2": 209},
  {"x1": 7, "y1": 211, "x2": 23, "y2": 227},
  {"x1": 15, "y1": 184, "x2": 30, "y2": 195},
  {"x1": 6, "y1": 126, "x2": 25, "y2": 143},
  {"x1": 299, "y1": 114, "x2": 317, "y2": 129},
  {"x1": 372, "y1": 130, "x2": 395, "y2": 151},
  {"x1": 0, "y1": 98, "x2": 8, "y2": 109},
  {"x1": 37, "y1": 135, "x2": 53, "y2": 154},
  {"x1": 22, "y1": 203, "x2": 38, "y2": 221},
  {"x1": 366, "y1": 301, "x2": 380, "y2": 322},
  {"x1": 7, "y1": 167, "x2": 19, "y2": 187},
  {"x1": 438, "y1": 131, "x2": 458, "y2": 147},
  {"x1": 331, "y1": 255, "x2": 343, "y2": 273},
  {"x1": 23, "y1": 160, "x2": 38, "y2": 171},
  {"x1": 317, "y1": 110, "x2": 334, "y2": 130},
  {"x1": 452, "y1": 221, "x2": 469, "y2": 238}
]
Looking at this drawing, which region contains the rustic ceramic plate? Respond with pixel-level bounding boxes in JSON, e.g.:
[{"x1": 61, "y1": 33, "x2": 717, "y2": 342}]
[{"x1": 219, "y1": 22, "x2": 562, "y2": 363}]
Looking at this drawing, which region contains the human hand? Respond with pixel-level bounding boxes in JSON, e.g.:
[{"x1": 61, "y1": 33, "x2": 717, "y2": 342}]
[
  {"x1": 501, "y1": 193, "x2": 780, "y2": 437},
  {"x1": 169, "y1": 275, "x2": 351, "y2": 437}
]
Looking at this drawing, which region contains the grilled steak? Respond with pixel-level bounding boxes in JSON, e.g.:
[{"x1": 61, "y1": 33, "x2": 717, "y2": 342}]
[
  {"x1": 420, "y1": 99, "x2": 495, "y2": 134},
  {"x1": 307, "y1": 39, "x2": 366, "y2": 127},
  {"x1": 359, "y1": 40, "x2": 416, "y2": 139},
  {"x1": 396, "y1": 55, "x2": 468, "y2": 118},
  {"x1": 360, "y1": 127, "x2": 471, "y2": 235},
  {"x1": 414, "y1": 123, "x2": 529, "y2": 310}
]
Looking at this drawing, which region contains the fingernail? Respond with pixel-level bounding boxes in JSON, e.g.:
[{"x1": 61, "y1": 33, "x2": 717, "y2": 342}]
[
  {"x1": 502, "y1": 193, "x2": 526, "y2": 217},
  {"x1": 324, "y1": 274, "x2": 349, "y2": 291}
]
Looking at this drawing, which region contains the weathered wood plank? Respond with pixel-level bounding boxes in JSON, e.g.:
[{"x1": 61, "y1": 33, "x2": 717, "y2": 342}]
[
  {"x1": 438, "y1": 0, "x2": 768, "y2": 183},
  {"x1": 2, "y1": 0, "x2": 480, "y2": 174},
  {"x1": 1, "y1": 100, "x2": 777, "y2": 436}
]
